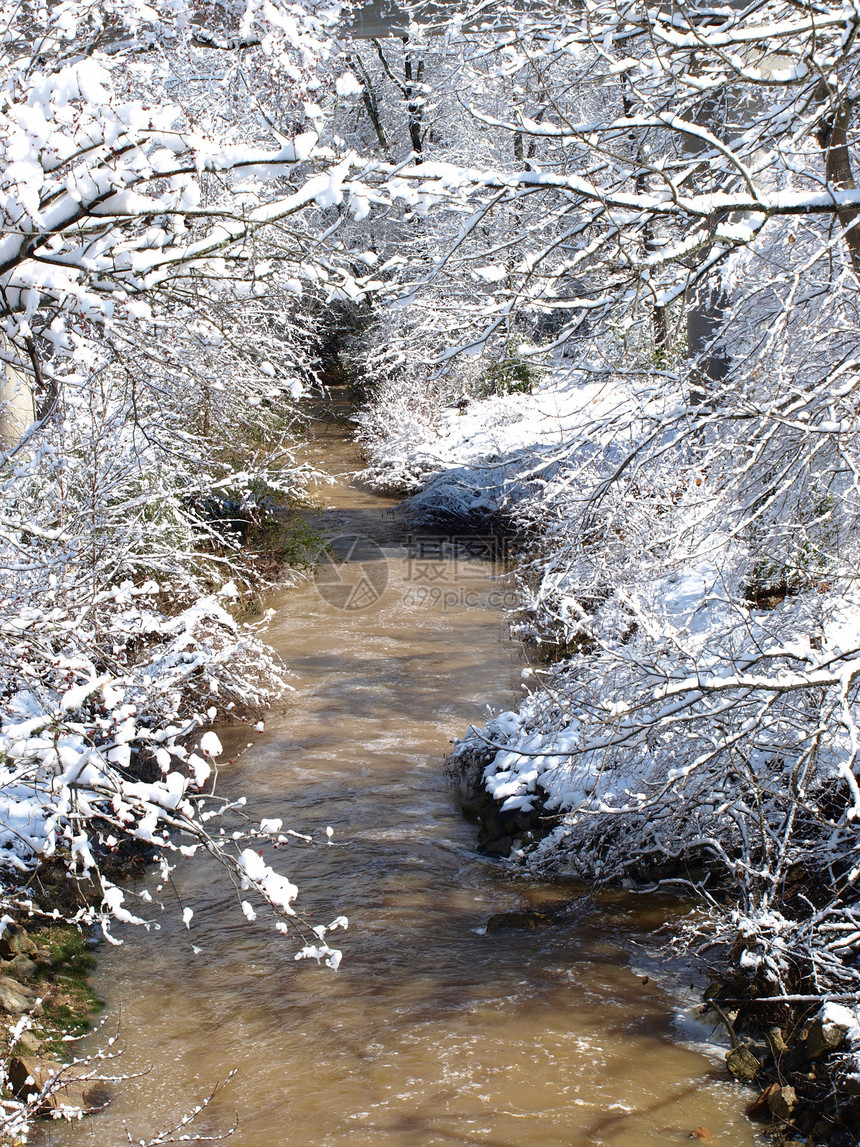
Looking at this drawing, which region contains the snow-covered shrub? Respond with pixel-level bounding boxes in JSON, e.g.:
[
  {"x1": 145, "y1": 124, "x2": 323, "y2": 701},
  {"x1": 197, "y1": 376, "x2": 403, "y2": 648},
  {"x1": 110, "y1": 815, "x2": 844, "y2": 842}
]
[
  {"x1": 0, "y1": 0, "x2": 365, "y2": 975},
  {"x1": 0, "y1": 281, "x2": 346, "y2": 947},
  {"x1": 449, "y1": 226, "x2": 860, "y2": 1000},
  {"x1": 353, "y1": 302, "x2": 488, "y2": 491}
]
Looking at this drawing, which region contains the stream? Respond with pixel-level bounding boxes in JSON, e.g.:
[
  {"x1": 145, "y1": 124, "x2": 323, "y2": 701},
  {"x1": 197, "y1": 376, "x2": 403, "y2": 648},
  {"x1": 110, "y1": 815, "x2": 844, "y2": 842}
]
[{"x1": 56, "y1": 414, "x2": 757, "y2": 1147}]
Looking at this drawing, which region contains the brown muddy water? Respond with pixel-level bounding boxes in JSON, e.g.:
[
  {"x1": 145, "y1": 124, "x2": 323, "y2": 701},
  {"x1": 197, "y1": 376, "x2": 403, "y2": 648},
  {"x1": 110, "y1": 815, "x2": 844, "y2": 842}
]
[{"x1": 56, "y1": 418, "x2": 757, "y2": 1147}]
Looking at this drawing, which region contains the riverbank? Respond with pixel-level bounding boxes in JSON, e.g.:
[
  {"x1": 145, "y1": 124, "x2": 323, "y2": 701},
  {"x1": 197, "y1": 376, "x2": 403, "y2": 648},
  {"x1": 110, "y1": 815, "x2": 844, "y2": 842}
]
[
  {"x1": 356, "y1": 364, "x2": 860, "y2": 1146},
  {"x1": 450, "y1": 724, "x2": 860, "y2": 1145},
  {"x1": 0, "y1": 918, "x2": 108, "y2": 1133},
  {"x1": 0, "y1": 382, "x2": 337, "y2": 1141}
]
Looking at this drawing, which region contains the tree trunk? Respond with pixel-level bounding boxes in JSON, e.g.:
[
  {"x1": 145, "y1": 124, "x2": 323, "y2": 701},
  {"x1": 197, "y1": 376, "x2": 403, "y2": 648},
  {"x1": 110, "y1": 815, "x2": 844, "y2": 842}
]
[
  {"x1": 817, "y1": 100, "x2": 860, "y2": 277},
  {"x1": 686, "y1": 279, "x2": 730, "y2": 403},
  {"x1": 404, "y1": 43, "x2": 424, "y2": 160}
]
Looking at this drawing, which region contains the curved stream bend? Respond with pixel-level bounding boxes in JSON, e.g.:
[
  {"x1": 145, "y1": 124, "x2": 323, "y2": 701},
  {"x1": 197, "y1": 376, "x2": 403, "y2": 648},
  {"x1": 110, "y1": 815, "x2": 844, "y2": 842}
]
[{"x1": 58, "y1": 421, "x2": 756, "y2": 1147}]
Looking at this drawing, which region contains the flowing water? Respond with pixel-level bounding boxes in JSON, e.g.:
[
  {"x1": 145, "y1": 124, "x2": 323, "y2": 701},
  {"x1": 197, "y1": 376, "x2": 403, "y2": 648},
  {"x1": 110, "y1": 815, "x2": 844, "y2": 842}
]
[{"x1": 57, "y1": 415, "x2": 757, "y2": 1147}]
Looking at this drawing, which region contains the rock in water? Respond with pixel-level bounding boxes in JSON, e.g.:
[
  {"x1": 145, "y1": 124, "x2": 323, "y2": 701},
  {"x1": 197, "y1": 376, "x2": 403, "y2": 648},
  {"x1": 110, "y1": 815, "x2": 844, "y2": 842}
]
[
  {"x1": 485, "y1": 910, "x2": 555, "y2": 931},
  {"x1": 8, "y1": 1055, "x2": 110, "y2": 1113},
  {"x1": 726, "y1": 1044, "x2": 760, "y2": 1081}
]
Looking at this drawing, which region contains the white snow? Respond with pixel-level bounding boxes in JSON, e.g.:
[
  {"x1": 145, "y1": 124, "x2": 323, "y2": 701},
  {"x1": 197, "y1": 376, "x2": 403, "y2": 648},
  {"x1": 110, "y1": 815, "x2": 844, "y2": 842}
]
[
  {"x1": 335, "y1": 71, "x2": 363, "y2": 97},
  {"x1": 199, "y1": 731, "x2": 223, "y2": 758}
]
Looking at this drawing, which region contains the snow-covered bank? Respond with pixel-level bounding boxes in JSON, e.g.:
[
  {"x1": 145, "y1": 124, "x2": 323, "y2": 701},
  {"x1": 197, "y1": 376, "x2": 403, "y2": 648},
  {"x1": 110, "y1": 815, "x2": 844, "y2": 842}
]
[
  {"x1": 359, "y1": 361, "x2": 860, "y2": 1135},
  {"x1": 0, "y1": 371, "x2": 355, "y2": 1134},
  {"x1": 357, "y1": 363, "x2": 637, "y2": 523},
  {"x1": 0, "y1": 389, "x2": 349, "y2": 1133}
]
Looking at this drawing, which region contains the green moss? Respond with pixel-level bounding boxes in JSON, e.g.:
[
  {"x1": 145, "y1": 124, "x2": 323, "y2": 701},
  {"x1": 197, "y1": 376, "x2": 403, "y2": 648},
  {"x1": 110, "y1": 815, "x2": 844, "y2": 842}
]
[
  {"x1": 25, "y1": 925, "x2": 103, "y2": 1057},
  {"x1": 32, "y1": 924, "x2": 90, "y2": 969}
]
